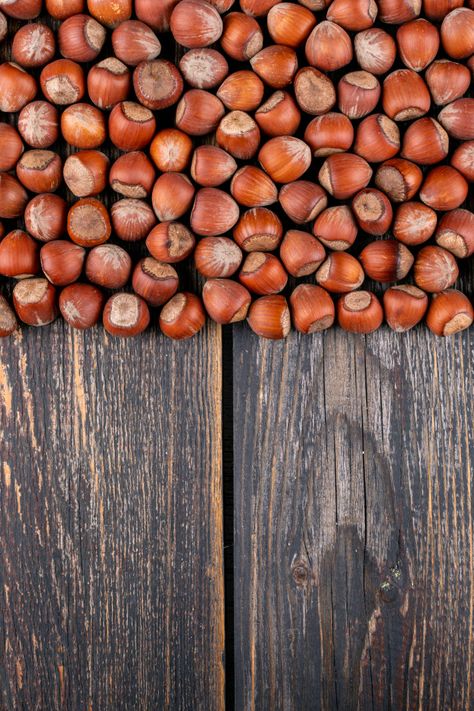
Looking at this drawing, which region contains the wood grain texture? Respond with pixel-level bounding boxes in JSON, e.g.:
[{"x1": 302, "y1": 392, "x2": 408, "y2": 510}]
[
  {"x1": 0, "y1": 321, "x2": 225, "y2": 711},
  {"x1": 233, "y1": 325, "x2": 474, "y2": 710}
]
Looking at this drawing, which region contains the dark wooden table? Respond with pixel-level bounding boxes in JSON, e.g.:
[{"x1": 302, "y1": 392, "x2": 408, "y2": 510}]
[
  {"x1": 2, "y1": 320, "x2": 474, "y2": 710},
  {"x1": 1, "y1": 12, "x2": 474, "y2": 711}
]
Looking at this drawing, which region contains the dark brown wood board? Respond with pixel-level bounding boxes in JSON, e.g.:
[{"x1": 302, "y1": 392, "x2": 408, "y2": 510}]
[
  {"x1": 233, "y1": 325, "x2": 474, "y2": 710},
  {"x1": 0, "y1": 321, "x2": 225, "y2": 711}
]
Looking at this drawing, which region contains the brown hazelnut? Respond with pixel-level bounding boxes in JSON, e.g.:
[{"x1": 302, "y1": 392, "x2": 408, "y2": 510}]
[
  {"x1": 217, "y1": 70, "x2": 264, "y2": 111},
  {"x1": 59, "y1": 283, "x2": 104, "y2": 329},
  {"x1": 420, "y1": 166, "x2": 468, "y2": 211},
  {"x1": 175, "y1": 89, "x2": 225, "y2": 136},
  {"x1": 352, "y1": 188, "x2": 393, "y2": 236},
  {"x1": 159, "y1": 292, "x2": 206, "y2": 340},
  {"x1": 250, "y1": 45, "x2": 298, "y2": 88},
  {"x1": 111, "y1": 199, "x2": 157, "y2": 242},
  {"x1": 279, "y1": 180, "x2": 327, "y2": 224},
  {"x1": 267, "y1": 2, "x2": 316, "y2": 46},
  {"x1": 337, "y1": 71, "x2": 381, "y2": 119},
  {"x1": 280, "y1": 230, "x2": 326, "y2": 277},
  {"x1": 337, "y1": 291, "x2": 383, "y2": 333},
  {"x1": 247, "y1": 295, "x2": 290, "y2": 340},
  {"x1": 441, "y1": 8, "x2": 474, "y2": 59},
  {"x1": 40, "y1": 59, "x2": 85, "y2": 105},
  {"x1": 230, "y1": 165, "x2": 277, "y2": 207},
  {"x1": 133, "y1": 60, "x2": 183, "y2": 110},
  {"x1": 239, "y1": 252, "x2": 288, "y2": 295},
  {"x1": 194, "y1": 236, "x2": 242, "y2": 278},
  {"x1": 316, "y1": 252, "x2": 364, "y2": 293},
  {"x1": 220, "y1": 11, "x2": 263, "y2": 61},
  {"x1": 414, "y1": 245, "x2": 459, "y2": 292},
  {"x1": 438, "y1": 99, "x2": 474, "y2": 141},
  {"x1": 359, "y1": 239, "x2": 414, "y2": 282},
  {"x1": 305, "y1": 21, "x2": 352, "y2": 72},
  {"x1": 353, "y1": 113, "x2": 400, "y2": 163},
  {"x1": 255, "y1": 91, "x2": 301, "y2": 137},
  {"x1": 103, "y1": 293, "x2": 150, "y2": 337},
  {"x1": 383, "y1": 284, "x2": 428, "y2": 332},
  {"x1": 190, "y1": 188, "x2": 240, "y2": 236},
  {"x1": 18, "y1": 101, "x2": 59, "y2": 148},
  {"x1": 67, "y1": 198, "x2": 111, "y2": 247},
  {"x1": 40, "y1": 240, "x2": 85, "y2": 285},
  {"x1": 377, "y1": 0, "x2": 421, "y2": 24},
  {"x1": 85, "y1": 244, "x2": 132, "y2": 289},
  {"x1": 132, "y1": 258, "x2": 179, "y2": 307},
  {"x1": 109, "y1": 101, "x2": 156, "y2": 151},
  {"x1": 13, "y1": 278, "x2": 58, "y2": 326},
  {"x1": 24, "y1": 194, "x2": 67, "y2": 243},
  {"x1": 16, "y1": 150, "x2": 62, "y2": 194},
  {"x1": 150, "y1": 128, "x2": 193, "y2": 173},
  {"x1": 87, "y1": 58, "x2": 131, "y2": 109},
  {"x1": 233, "y1": 207, "x2": 283, "y2": 252},
  {"x1": 0, "y1": 123, "x2": 24, "y2": 172},
  {"x1": 425, "y1": 60, "x2": 471, "y2": 106},
  {"x1": 0, "y1": 294, "x2": 18, "y2": 337},
  {"x1": 374, "y1": 158, "x2": 423, "y2": 202},
  {"x1": 319, "y1": 153, "x2": 372, "y2": 199},
  {"x1": 0, "y1": 62, "x2": 37, "y2": 112},
  {"x1": 396, "y1": 18, "x2": 439, "y2": 71},
  {"x1": 354, "y1": 28, "x2": 396, "y2": 74},
  {"x1": 0, "y1": 229, "x2": 39, "y2": 278},
  {"x1": 202, "y1": 278, "x2": 251, "y2": 324},
  {"x1": 392, "y1": 202, "x2": 437, "y2": 245},
  {"x1": 170, "y1": 0, "x2": 223, "y2": 47},
  {"x1": 313, "y1": 205, "x2": 358, "y2": 251},
  {"x1": 190, "y1": 145, "x2": 237, "y2": 187},
  {"x1": 259, "y1": 136, "x2": 311, "y2": 183},
  {"x1": 216, "y1": 110, "x2": 261, "y2": 160},
  {"x1": 304, "y1": 112, "x2": 354, "y2": 157},
  {"x1": 435, "y1": 209, "x2": 474, "y2": 258},
  {"x1": 87, "y1": 0, "x2": 132, "y2": 27},
  {"x1": 61, "y1": 103, "x2": 106, "y2": 149},
  {"x1": 12, "y1": 23, "x2": 55, "y2": 68},
  {"x1": 426, "y1": 289, "x2": 473, "y2": 336},
  {"x1": 58, "y1": 14, "x2": 106, "y2": 63},
  {"x1": 383, "y1": 69, "x2": 431, "y2": 121},
  {"x1": 151, "y1": 172, "x2": 195, "y2": 221},
  {"x1": 290, "y1": 284, "x2": 334, "y2": 333},
  {"x1": 109, "y1": 152, "x2": 156, "y2": 198},
  {"x1": 401, "y1": 117, "x2": 449, "y2": 165},
  {"x1": 0, "y1": 174, "x2": 28, "y2": 219},
  {"x1": 451, "y1": 141, "x2": 474, "y2": 182},
  {"x1": 146, "y1": 221, "x2": 195, "y2": 263},
  {"x1": 179, "y1": 48, "x2": 228, "y2": 89},
  {"x1": 64, "y1": 150, "x2": 109, "y2": 198}
]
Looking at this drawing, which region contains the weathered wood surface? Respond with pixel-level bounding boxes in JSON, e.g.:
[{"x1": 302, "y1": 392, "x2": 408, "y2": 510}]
[
  {"x1": 233, "y1": 325, "x2": 474, "y2": 710},
  {"x1": 0, "y1": 321, "x2": 225, "y2": 711}
]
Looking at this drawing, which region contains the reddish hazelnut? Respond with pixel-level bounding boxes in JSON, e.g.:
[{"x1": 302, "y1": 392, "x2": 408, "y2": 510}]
[
  {"x1": 233, "y1": 207, "x2": 283, "y2": 252},
  {"x1": 414, "y1": 245, "x2": 459, "y2": 292},
  {"x1": 46, "y1": 0, "x2": 85, "y2": 19},
  {"x1": 133, "y1": 60, "x2": 183, "y2": 110},
  {"x1": 87, "y1": 0, "x2": 132, "y2": 28},
  {"x1": 239, "y1": 0, "x2": 280, "y2": 15},
  {"x1": 383, "y1": 284, "x2": 428, "y2": 332},
  {"x1": 175, "y1": 89, "x2": 225, "y2": 136},
  {"x1": 59, "y1": 282, "x2": 104, "y2": 329},
  {"x1": 0, "y1": 62, "x2": 37, "y2": 112},
  {"x1": 279, "y1": 181, "x2": 327, "y2": 224},
  {"x1": 159, "y1": 292, "x2": 206, "y2": 340},
  {"x1": 150, "y1": 129, "x2": 193, "y2": 173},
  {"x1": 40, "y1": 59, "x2": 85, "y2": 105},
  {"x1": 24, "y1": 194, "x2": 67, "y2": 243},
  {"x1": 146, "y1": 221, "x2": 195, "y2": 263},
  {"x1": 425, "y1": 60, "x2": 471, "y2": 107},
  {"x1": 359, "y1": 239, "x2": 414, "y2": 282},
  {"x1": 280, "y1": 230, "x2": 326, "y2": 277},
  {"x1": 132, "y1": 258, "x2": 179, "y2": 307},
  {"x1": 179, "y1": 48, "x2": 228, "y2": 89},
  {"x1": 0, "y1": 229, "x2": 39, "y2": 278},
  {"x1": 435, "y1": 209, "x2": 474, "y2": 258},
  {"x1": 401, "y1": 118, "x2": 449, "y2": 165},
  {"x1": 319, "y1": 153, "x2": 372, "y2": 199},
  {"x1": 420, "y1": 166, "x2": 468, "y2": 211},
  {"x1": 87, "y1": 58, "x2": 131, "y2": 110},
  {"x1": 0, "y1": 123, "x2": 24, "y2": 172},
  {"x1": 316, "y1": 253, "x2": 364, "y2": 293},
  {"x1": 18, "y1": 101, "x2": 59, "y2": 148},
  {"x1": 40, "y1": 240, "x2": 85, "y2": 285},
  {"x1": 61, "y1": 103, "x2": 106, "y2": 149},
  {"x1": 352, "y1": 189, "x2": 393, "y2": 236},
  {"x1": 216, "y1": 111, "x2": 261, "y2": 160},
  {"x1": 190, "y1": 145, "x2": 237, "y2": 186},
  {"x1": 194, "y1": 236, "x2": 242, "y2": 278},
  {"x1": 12, "y1": 23, "x2": 55, "y2": 68},
  {"x1": 109, "y1": 101, "x2": 156, "y2": 152},
  {"x1": 304, "y1": 112, "x2": 354, "y2": 157},
  {"x1": 383, "y1": 69, "x2": 431, "y2": 121},
  {"x1": 441, "y1": 8, "x2": 474, "y2": 59},
  {"x1": 0, "y1": 295, "x2": 18, "y2": 337},
  {"x1": 0, "y1": 0, "x2": 41, "y2": 19},
  {"x1": 64, "y1": 150, "x2": 109, "y2": 198},
  {"x1": 377, "y1": 0, "x2": 421, "y2": 24},
  {"x1": 294, "y1": 67, "x2": 337, "y2": 117},
  {"x1": 135, "y1": 0, "x2": 180, "y2": 32},
  {"x1": 337, "y1": 291, "x2": 383, "y2": 334},
  {"x1": 220, "y1": 11, "x2": 263, "y2": 61},
  {"x1": 354, "y1": 28, "x2": 396, "y2": 74},
  {"x1": 338, "y1": 71, "x2": 381, "y2": 119},
  {"x1": 451, "y1": 141, "x2": 474, "y2": 182},
  {"x1": 13, "y1": 278, "x2": 58, "y2": 326},
  {"x1": 170, "y1": 0, "x2": 223, "y2": 48},
  {"x1": 67, "y1": 198, "x2": 111, "y2": 247},
  {"x1": 313, "y1": 206, "x2": 358, "y2": 251},
  {"x1": 112, "y1": 20, "x2": 161, "y2": 67},
  {"x1": 423, "y1": 0, "x2": 463, "y2": 21},
  {"x1": 109, "y1": 152, "x2": 156, "y2": 198},
  {"x1": 290, "y1": 284, "x2": 335, "y2": 333},
  {"x1": 247, "y1": 295, "x2": 290, "y2": 340},
  {"x1": 103, "y1": 293, "x2": 150, "y2": 337},
  {"x1": 202, "y1": 278, "x2": 251, "y2": 323},
  {"x1": 426, "y1": 289, "x2": 474, "y2": 336},
  {"x1": 438, "y1": 99, "x2": 474, "y2": 141},
  {"x1": 353, "y1": 113, "x2": 400, "y2": 163},
  {"x1": 16, "y1": 150, "x2": 62, "y2": 194},
  {"x1": 255, "y1": 91, "x2": 300, "y2": 137},
  {"x1": 58, "y1": 14, "x2": 106, "y2": 63},
  {"x1": 250, "y1": 45, "x2": 298, "y2": 89},
  {"x1": 259, "y1": 136, "x2": 311, "y2": 183},
  {"x1": 217, "y1": 70, "x2": 264, "y2": 111},
  {"x1": 239, "y1": 252, "x2": 288, "y2": 295},
  {"x1": 393, "y1": 202, "x2": 437, "y2": 246},
  {"x1": 267, "y1": 2, "x2": 316, "y2": 47},
  {"x1": 305, "y1": 21, "x2": 352, "y2": 72},
  {"x1": 230, "y1": 165, "x2": 277, "y2": 207},
  {"x1": 396, "y1": 19, "x2": 439, "y2": 72},
  {"x1": 190, "y1": 188, "x2": 239, "y2": 236},
  {"x1": 85, "y1": 244, "x2": 132, "y2": 289},
  {"x1": 327, "y1": 0, "x2": 377, "y2": 30},
  {"x1": 0, "y1": 174, "x2": 28, "y2": 219},
  {"x1": 374, "y1": 158, "x2": 423, "y2": 202},
  {"x1": 111, "y1": 199, "x2": 157, "y2": 242},
  {"x1": 151, "y1": 172, "x2": 195, "y2": 221}
]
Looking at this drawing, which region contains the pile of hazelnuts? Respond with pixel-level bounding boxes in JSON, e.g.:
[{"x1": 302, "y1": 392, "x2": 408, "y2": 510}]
[{"x1": 0, "y1": 0, "x2": 472, "y2": 339}]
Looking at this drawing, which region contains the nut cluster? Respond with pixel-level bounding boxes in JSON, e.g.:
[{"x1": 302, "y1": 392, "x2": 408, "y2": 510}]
[{"x1": 0, "y1": 0, "x2": 472, "y2": 339}]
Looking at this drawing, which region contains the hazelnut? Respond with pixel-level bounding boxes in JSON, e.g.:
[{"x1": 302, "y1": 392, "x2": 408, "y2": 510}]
[
  {"x1": 170, "y1": 0, "x2": 223, "y2": 48},
  {"x1": 383, "y1": 69, "x2": 431, "y2": 121},
  {"x1": 396, "y1": 19, "x2": 439, "y2": 71},
  {"x1": 441, "y1": 8, "x2": 474, "y2": 59},
  {"x1": 46, "y1": 0, "x2": 85, "y2": 19},
  {"x1": 220, "y1": 11, "x2": 263, "y2": 61},
  {"x1": 423, "y1": 0, "x2": 463, "y2": 21},
  {"x1": 133, "y1": 60, "x2": 183, "y2": 110},
  {"x1": 426, "y1": 290, "x2": 474, "y2": 336},
  {"x1": 374, "y1": 158, "x2": 423, "y2": 202},
  {"x1": 217, "y1": 70, "x2": 264, "y2": 111},
  {"x1": 304, "y1": 112, "x2": 354, "y2": 157},
  {"x1": 401, "y1": 118, "x2": 449, "y2": 165},
  {"x1": 267, "y1": 2, "x2": 316, "y2": 47},
  {"x1": 451, "y1": 141, "x2": 474, "y2": 182},
  {"x1": 435, "y1": 209, "x2": 474, "y2": 258},
  {"x1": 18, "y1": 101, "x2": 59, "y2": 148},
  {"x1": 159, "y1": 292, "x2": 206, "y2": 340},
  {"x1": 58, "y1": 13, "x2": 106, "y2": 63},
  {"x1": 103, "y1": 293, "x2": 150, "y2": 337},
  {"x1": 110, "y1": 199, "x2": 156, "y2": 242},
  {"x1": 230, "y1": 165, "x2": 277, "y2": 208},
  {"x1": 67, "y1": 198, "x2": 111, "y2": 247},
  {"x1": 16, "y1": 150, "x2": 62, "y2": 194},
  {"x1": 305, "y1": 21, "x2": 352, "y2": 72},
  {"x1": 175, "y1": 89, "x2": 225, "y2": 136},
  {"x1": 353, "y1": 113, "x2": 400, "y2": 163},
  {"x1": 146, "y1": 221, "x2": 196, "y2": 263},
  {"x1": 0, "y1": 62, "x2": 37, "y2": 112},
  {"x1": 87, "y1": 0, "x2": 132, "y2": 27},
  {"x1": 414, "y1": 245, "x2": 459, "y2": 292},
  {"x1": 313, "y1": 205, "x2": 358, "y2": 251},
  {"x1": 61, "y1": 103, "x2": 106, "y2": 149},
  {"x1": 25, "y1": 193, "x2": 67, "y2": 242},
  {"x1": 132, "y1": 258, "x2": 179, "y2": 306},
  {"x1": 352, "y1": 188, "x2": 393, "y2": 236},
  {"x1": 290, "y1": 284, "x2": 335, "y2": 334},
  {"x1": 377, "y1": 0, "x2": 421, "y2": 24},
  {"x1": 151, "y1": 172, "x2": 195, "y2": 221},
  {"x1": 87, "y1": 58, "x2": 131, "y2": 109},
  {"x1": 0, "y1": 174, "x2": 28, "y2": 219},
  {"x1": 419, "y1": 166, "x2": 468, "y2": 211},
  {"x1": 383, "y1": 284, "x2": 428, "y2": 332},
  {"x1": 150, "y1": 129, "x2": 193, "y2": 173},
  {"x1": 136, "y1": 0, "x2": 180, "y2": 31},
  {"x1": 438, "y1": 99, "x2": 474, "y2": 141},
  {"x1": 259, "y1": 136, "x2": 311, "y2": 183},
  {"x1": 40, "y1": 59, "x2": 85, "y2": 105},
  {"x1": 337, "y1": 291, "x2": 383, "y2": 334},
  {"x1": 338, "y1": 71, "x2": 381, "y2": 119},
  {"x1": 233, "y1": 207, "x2": 283, "y2": 252},
  {"x1": 316, "y1": 252, "x2": 364, "y2": 293},
  {"x1": 425, "y1": 60, "x2": 471, "y2": 107},
  {"x1": 239, "y1": 252, "x2": 288, "y2": 295},
  {"x1": 0, "y1": 0, "x2": 41, "y2": 18},
  {"x1": 280, "y1": 230, "x2": 326, "y2": 277},
  {"x1": 202, "y1": 278, "x2": 251, "y2": 323},
  {"x1": 319, "y1": 153, "x2": 372, "y2": 199},
  {"x1": 0, "y1": 229, "x2": 39, "y2": 278},
  {"x1": 250, "y1": 45, "x2": 298, "y2": 88},
  {"x1": 0, "y1": 295, "x2": 18, "y2": 337},
  {"x1": 64, "y1": 151, "x2": 109, "y2": 199},
  {"x1": 109, "y1": 151, "x2": 156, "y2": 198},
  {"x1": 247, "y1": 295, "x2": 291, "y2": 340},
  {"x1": 179, "y1": 48, "x2": 228, "y2": 89},
  {"x1": 40, "y1": 240, "x2": 85, "y2": 285},
  {"x1": 294, "y1": 66, "x2": 336, "y2": 116},
  {"x1": 216, "y1": 110, "x2": 261, "y2": 160},
  {"x1": 359, "y1": 239, "x2": 414, "y2": 282},
  {"x1": 194, "y1": 236, "x2": 243, "y2": 278},
  {"x1": 279, "y1": 181, "x2": 327, "y2": 224},
  {"x1": 85, "y1": 244, "x2": 132, "y2": 289},
  {"x1": 12, "y1": 23, "x2": 55, "y2": 68},
  {"x1": 13, "y1": 278, "x2": 58, "y2": 326},
  {"x1": 255, "y1": 91, "x2": 301, "y2": 137},
  {"x1": 190, "y1": 188, "x2": 240, "y2": 236},
  {"x1": 0, "y1": 123, "x2": 24, "y2": 172},
  {"x1": 354, "y1": 28, "x2": 396, "y2": 75},
  {"x1": 190, "y1": 145, "x2": 237, "y2": 187},
  {"x1": 392, "y1": 202, "x2": 437, "y2": 246},
  {"x1": 59, "y1": 283, "x2": 104, "y2": 329},
  {"x1": 109, "y1": 101, "x2": 156, "y2": 152}
]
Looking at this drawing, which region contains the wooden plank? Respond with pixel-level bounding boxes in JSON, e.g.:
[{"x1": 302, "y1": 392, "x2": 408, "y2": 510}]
[
  {"x1": 0, "y1": 321, "x2": 225, "y2": 711},
  {"x1": 233, "y1": 325, "x2": 474, "y2": 710}
]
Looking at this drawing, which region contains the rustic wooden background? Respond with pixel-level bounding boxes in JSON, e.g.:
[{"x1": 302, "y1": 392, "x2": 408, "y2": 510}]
[{"x1": 1, "y1": 8, "x2": 474, "y2": 711}]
